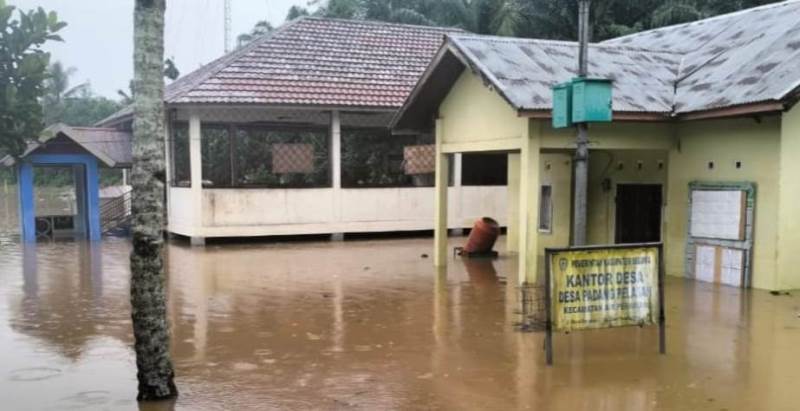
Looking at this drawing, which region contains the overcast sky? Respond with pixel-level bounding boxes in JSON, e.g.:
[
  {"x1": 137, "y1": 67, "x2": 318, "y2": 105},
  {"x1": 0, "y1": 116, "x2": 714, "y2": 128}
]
[{"x1": 13, "y1": 0, "x2": 314, "y2": 98}]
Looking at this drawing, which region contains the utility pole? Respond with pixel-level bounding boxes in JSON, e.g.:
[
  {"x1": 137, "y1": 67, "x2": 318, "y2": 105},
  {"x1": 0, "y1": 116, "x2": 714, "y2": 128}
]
[
  {"x1": 224, "y1": 0, "x2": 232, "y2": 53},
  {"x1": 572, "y1": 0, "x2": 591, "y2": 246}
]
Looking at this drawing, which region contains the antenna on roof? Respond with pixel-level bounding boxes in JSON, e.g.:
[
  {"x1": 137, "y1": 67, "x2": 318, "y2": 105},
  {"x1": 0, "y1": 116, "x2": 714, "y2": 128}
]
[{"x1": 224, "y1": 0, "x2": 232, "y2": 53}]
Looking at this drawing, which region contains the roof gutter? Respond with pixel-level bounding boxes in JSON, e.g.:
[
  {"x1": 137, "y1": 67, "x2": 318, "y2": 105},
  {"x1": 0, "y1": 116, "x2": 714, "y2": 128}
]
[
  {"x1": 518, "y1": 109, "x2": 672, "y2": 122},
  {"x1": 675, "y1": 102, "x2": 785, "y2": 121}
]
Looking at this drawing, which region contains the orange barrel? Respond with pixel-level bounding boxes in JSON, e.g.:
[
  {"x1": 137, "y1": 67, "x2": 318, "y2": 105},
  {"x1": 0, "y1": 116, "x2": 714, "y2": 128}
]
[{"x1": 463, "y1": 217, "x2": 500, "y2": 254}]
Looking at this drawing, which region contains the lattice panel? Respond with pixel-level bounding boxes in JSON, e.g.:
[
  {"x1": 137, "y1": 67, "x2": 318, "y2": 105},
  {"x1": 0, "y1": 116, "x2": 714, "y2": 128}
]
[
  {"x1": 272, "y1": 143, "x2": 315, "y2": 174},
  {"x1": 403, "y1": 144, "x2": 435, "y2": 175}
]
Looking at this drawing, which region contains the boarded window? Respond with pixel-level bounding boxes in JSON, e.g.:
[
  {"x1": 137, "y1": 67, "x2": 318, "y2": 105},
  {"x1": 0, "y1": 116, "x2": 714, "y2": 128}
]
[
  {"x1": 690, "y1": 190, "x2": 746, "y2": 240},
  {"x1": 694, "y1": 245, "x2": 745, "y2": 287},
  {"x1": 538, "y1": 185, "x2": 553, "y2": 232}
]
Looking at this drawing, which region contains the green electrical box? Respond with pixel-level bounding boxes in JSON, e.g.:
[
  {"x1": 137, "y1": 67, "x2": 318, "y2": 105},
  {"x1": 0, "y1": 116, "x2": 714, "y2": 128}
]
[
  {"x1": 571, "y1": 78, "x2": 613, "y2": 123},
  {"x1": 551, "y1": 81, "x2": 572, "y2": 129}
]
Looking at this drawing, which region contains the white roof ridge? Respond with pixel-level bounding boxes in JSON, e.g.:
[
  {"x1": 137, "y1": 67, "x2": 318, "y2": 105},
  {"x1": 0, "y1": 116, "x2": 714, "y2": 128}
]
[{"x1": 449, "y1": 33, "x2": 685, "y2": 55}]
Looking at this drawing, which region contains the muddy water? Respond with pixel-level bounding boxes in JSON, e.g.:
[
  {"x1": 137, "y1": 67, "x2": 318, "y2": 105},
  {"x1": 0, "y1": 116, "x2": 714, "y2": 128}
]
[
  {"x1": 0, "y1": 185, "x2": 77, "y2": 235},
  {"x1": 0, "y1": 237, "x2": 799, "y2": 410}
]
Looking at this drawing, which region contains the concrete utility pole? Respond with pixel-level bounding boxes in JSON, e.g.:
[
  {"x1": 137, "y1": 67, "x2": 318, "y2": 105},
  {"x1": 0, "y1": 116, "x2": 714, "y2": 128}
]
[
  {"x1": 572, "y1": 0, "x2": 591, "y2": 246},
  {"x1": 224, "y1": 0, "x2": 232, "y2": 53}
]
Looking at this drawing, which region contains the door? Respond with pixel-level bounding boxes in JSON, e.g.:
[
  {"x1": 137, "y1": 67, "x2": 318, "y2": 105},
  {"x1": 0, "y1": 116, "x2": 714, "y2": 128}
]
[{"x1": 615, "y1": 184, "x2": 662, "y2": 244}]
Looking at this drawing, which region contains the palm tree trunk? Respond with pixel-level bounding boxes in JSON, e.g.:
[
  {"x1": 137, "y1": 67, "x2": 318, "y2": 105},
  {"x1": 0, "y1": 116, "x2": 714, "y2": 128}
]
[{"x1": 130, "y1": 0, "x2": 178, "y2": 401}]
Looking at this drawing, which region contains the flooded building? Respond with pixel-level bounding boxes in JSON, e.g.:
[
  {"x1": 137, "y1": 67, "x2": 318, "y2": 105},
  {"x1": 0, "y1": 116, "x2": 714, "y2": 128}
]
[
  {"x1": 393, "y1": 1, "x2": 800, "y2": 291},
  {"x1": 0, "y1": 124, "x2": 132, "y2": 242},
  {"x1": 100, "y1": 18, "x2": 508, "y2": 245}
]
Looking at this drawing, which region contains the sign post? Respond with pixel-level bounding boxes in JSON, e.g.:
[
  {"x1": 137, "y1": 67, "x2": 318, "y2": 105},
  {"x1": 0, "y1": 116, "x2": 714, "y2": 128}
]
[{"x1": 544, "y1": 243, "x2": 666, "y2": 365}]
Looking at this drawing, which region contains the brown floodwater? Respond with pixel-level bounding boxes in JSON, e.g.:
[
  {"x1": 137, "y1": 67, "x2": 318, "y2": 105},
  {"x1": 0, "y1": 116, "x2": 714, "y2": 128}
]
[{"x1": 0, "y1": 236, "x2": 799, "y2": 410}]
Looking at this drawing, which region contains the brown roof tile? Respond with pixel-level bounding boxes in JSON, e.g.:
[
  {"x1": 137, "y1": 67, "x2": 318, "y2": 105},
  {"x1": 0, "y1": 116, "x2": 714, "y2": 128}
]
[{"x1": 165, "y1": 17, "x2": 462, "y2": 108}]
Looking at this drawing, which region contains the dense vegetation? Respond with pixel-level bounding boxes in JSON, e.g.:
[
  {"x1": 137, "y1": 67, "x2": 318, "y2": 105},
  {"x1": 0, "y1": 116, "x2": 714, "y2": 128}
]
[{"x1": 240, "y1": 0, "x2": 782, "y2": 41}]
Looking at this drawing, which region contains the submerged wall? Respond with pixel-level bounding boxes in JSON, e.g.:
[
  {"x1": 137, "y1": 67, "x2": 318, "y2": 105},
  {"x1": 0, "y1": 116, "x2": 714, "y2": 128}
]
[
  {"x1": 667, "y1": 116, "x2": 781, "y2": 290},
  {"x1": 168, "y1": 186, "x2": 508, "y2": 238},
  {"x1": 777, "y1": 104, "x2": 800, "y2": 289}
]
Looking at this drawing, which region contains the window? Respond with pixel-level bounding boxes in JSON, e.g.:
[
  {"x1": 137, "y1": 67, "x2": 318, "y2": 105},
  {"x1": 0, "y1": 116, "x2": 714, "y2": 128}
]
[
  {"x1": 341, "y1": 128, "x2": 434, "y2": 188},
  {"x1": 170, "y1": 122, "x2": 190, "y2": 187},
  {"x1": 202, "y1": 125, "x2": 233, "y2": 187},
  {"x1": 538, "y1": 185, "x2": 553, "y2": 232},
  {"x1": 235, "y1": 126, "x2": 330, "y2": 188},
  {"x1": 461, "y1": 153, "x2": 508, "y2": 186}
]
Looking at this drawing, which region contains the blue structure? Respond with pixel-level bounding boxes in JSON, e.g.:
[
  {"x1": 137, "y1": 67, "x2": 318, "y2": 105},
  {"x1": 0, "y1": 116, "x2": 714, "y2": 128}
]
[
  {"x1": 17, "y1": 154, "x2": 101, "y2": 242},
  {"x1": 1, "y1": 124, "x2": 132, "y2": 243}
]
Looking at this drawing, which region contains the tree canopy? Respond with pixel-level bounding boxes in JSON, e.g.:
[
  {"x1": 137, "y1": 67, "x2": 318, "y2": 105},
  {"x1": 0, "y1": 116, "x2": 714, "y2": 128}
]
[
  {"x1": 0, "y1": 1, "x2": 66, "y2": 158},
  {"x1": 42, "y1": 62, "x2": 122, "y2": 127},
  {"x1": 262, "y1": 0, "x2": 782, "y2": 41}
]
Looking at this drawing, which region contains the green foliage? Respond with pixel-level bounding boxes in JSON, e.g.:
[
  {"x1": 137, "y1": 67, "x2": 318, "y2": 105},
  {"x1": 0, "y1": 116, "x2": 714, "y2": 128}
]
[
  {"x1": 236, "y1": 20, "x2": 274, "y2": 48},
  {"x1": 292, "y1": 0, "x2": 782, "y2": 40},
  {"x1": 0, "y1": 1, "x2": 66, "y2": 158},
  {"x1": 287, "y1": 6, "x2": 310, "y2": 20},
  {"x1": 342, "y1": 129, "x2": 433, "y2": 187},
  {"x1": 163, "y1": 58, "x2": 179, "y2": 80},
  {"x1": 42, "y1": 62, "x2": 123, "y2": 127}
]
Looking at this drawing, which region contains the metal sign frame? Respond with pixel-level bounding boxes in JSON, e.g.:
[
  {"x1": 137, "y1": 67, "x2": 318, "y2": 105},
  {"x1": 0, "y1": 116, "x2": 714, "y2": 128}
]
[{"x1": 544, "y1": 242, "x2": 666, "y2": 365}]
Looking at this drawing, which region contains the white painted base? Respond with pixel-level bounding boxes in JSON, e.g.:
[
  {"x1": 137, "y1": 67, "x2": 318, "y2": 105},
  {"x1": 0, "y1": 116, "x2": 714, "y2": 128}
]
[{"x1": 168, "y1": 186, "x2": 507, "y2": 239}]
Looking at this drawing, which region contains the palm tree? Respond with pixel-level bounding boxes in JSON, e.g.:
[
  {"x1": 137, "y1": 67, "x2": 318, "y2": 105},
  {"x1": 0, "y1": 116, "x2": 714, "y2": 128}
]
[
  {"x1": 43, "y1": 62, "x2": 90, "y2": 124},
  {"x1": 130, "y1": 0, "x2": 178, "y2": 401}
]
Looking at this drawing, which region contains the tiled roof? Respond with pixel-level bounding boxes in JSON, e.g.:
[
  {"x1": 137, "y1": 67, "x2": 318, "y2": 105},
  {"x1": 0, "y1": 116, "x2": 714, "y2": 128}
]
[
  {"x1": 447, "y1": 35, "x2": 682, "y2": 113},
  {"x1": 603, "y1": 0, "x2": 800, "y2": 113},
  {"x1": 165, "y1": 17, "x2": 461, "y2": 108},
  {"x1": 1, "y1": 124, "x2": 132, "y2": 168},
  {"x1": 399, "y1": 0, "x2": 800, "y2": 120}
]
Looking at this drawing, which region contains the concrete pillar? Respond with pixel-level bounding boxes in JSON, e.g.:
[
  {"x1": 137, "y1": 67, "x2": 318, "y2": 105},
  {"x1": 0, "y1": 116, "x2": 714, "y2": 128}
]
[
  {"x1": 330, "y1": 110, "x2": 342, "y2": 190},
  {"x1": 84, "y1": 158, "x2": 101, "y2": 241},
  {"x1": 433, "y1": 119, "x2": 450, "y2": 267},
  {"x1": 517, "y1": 120, "x2": 541, "y2": 285},
  {"x1": 330, "y1": 110, "x2": 344, "y2": 240},
  {"x1": 189, "y1": 113, "x2": 204, "y2": 246},
  {"x1": 18, "y1": 162, "x2": 35, "y2": 242},
  {"x1": 73, "y1": 165, "x2": 87, "y2": 235},
  {"x1": 507, "y1": 152, "x2": 520, "y2": 253},
  {"x1": 449, "y1": 153, "x2": 464, "y2": 236},
  {"x1": 777, "y1": 105, "x2": 800, "y2": 290}
]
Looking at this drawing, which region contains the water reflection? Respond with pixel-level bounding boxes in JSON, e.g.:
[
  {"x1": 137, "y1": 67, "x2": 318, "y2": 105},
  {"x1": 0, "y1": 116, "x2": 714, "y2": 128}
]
[
  {"x1": 13, "y1": 242, "x2": 109, "y2": 359},
  {"x1": 0, "y1": 237, "x2": 798, "y2": 410}
]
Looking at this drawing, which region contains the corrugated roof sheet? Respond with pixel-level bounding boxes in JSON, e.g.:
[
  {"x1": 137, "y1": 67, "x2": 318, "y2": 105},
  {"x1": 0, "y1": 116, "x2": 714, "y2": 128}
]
[
  {"x1": 442, "y1": 0, "x2": 800, "y2": 115},
  {"x1": 603, "y1": 0, "x2": 800, "y2": 113},
  {"x1": 448, "y1": 35, "x2": 682, "y2": 113},
  {"x1": 0, "y1": 125, "x2": 132, "y2": 168},
  {"x1": 165, "y1": 17, "x2": 461, "y2": 108}
]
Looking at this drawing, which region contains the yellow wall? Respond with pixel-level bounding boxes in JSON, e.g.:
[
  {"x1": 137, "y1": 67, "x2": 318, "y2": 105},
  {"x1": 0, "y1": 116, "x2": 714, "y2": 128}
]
[
  {"x1": 777, "y1": 104, "x2": 800, "y2": 289},
  {"x1": 534, "y1": 152, "x2": 573, "y2": 278},
  {"x1": 438, "y1": 70, "x2": 527, "y2": 152},
  {"x1": 587, "y1": 150, "x2": 669, "y2": 245},
  {"x1": 667, "y1": 116, "x2": 781, "y2": 290},
  {"x1": 436, "y1": 69, "x2": 792, "y2": 290},
  {"x1": 540, "y1": 121, "x2": 674, "y2": 151}
]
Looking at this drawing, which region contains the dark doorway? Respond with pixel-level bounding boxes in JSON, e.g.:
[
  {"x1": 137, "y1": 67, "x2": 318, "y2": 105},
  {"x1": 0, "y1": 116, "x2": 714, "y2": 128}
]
[{"x1": 615, "y1": 184, "x2": 662, "y2": 244}]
